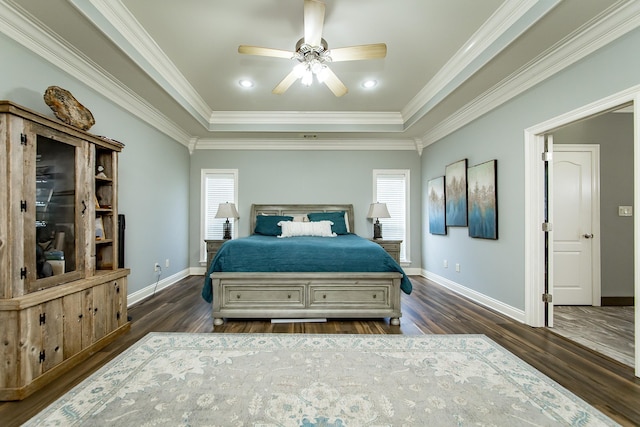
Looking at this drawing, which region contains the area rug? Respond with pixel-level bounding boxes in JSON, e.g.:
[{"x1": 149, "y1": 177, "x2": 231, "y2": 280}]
[{"x1": 25, "y1": 333, "x2": 618, "y2": 426}]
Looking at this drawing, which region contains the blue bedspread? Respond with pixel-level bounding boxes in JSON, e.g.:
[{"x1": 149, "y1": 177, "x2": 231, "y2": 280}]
[{"x1": 201, "y1": 234, "x2": 412, "y2": 303}]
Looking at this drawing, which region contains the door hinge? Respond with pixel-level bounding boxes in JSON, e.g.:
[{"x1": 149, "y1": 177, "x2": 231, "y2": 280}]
[
  {"x1": 20, "y1": 133, "x2": 27, "y2": 145},
  {"x1": 542, "y1": 293, "x2": 553, "y2": 303},
  {"x1": 542, "y1": 151, "x2": 552, "y2": 162},
  {"x1": 20, "y1": 200, "x2": 27, "y2": 212},
  {"x1": 39, "y1": 350, "x2": 45, "y2": 363},
  {"x1": 20, "y1": 267, "x2": 27, "y2": 280},
  {"x1": 39, "y1": 312, "x2": 46, "y2": 325},
  {"x1": 542, "y1": 222, "x2": 552, "y2": 232}
]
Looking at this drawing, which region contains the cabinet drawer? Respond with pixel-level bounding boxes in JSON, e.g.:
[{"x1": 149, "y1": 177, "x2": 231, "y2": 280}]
[
  {"x1": 378, "y1": 243, "x2": 400, "y2": 253},
  {"x1": 309, "y1": 286, "x2": 391, "y2": 308},
  {"x1": 222, "y1": 286, "x2": 305, "y2": 308}
]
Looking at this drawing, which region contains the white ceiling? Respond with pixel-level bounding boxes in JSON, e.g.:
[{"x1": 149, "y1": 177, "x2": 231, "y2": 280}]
[{"x1": 4, "y1": 0, "x2": 636, "y2": 150}]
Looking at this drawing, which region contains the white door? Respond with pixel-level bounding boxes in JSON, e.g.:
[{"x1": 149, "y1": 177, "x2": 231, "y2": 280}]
[{"x1": 552, "y1": 145, "x2": 600, "y2": 305}]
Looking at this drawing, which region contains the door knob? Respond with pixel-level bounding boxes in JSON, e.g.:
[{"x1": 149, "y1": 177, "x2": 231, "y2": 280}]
[{"x1": 583, "y1": 233, "x2": 594, "y2": 239}]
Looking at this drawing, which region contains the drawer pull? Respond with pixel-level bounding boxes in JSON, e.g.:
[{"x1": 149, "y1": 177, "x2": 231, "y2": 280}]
[
  {"x1": 323, "y1": 294, "x2": 327, "y2": 299},
  {"x1": 236, "y1": 294, "x2": 241, "y2": 299},
  {"x1": 288, "y1": 294, "x2": 291, "y2": 299},
  {"x1": 372, "y1": 294, "x2": 377, "y2": 299}
]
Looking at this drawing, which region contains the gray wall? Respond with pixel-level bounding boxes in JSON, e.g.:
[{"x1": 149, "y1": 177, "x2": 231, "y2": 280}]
[
  {"x1": 189, "y1": 150, "x2": 422, "y2": 268},
  {"x1": 553, "y1": 112, "x2": 634, "y2": 297},
  {"x1": 422, "y1": 27, "x2": 640, "y2": 310},
  {"x1": 0, "y1": 33, "x2": 191, "y2": 295}
]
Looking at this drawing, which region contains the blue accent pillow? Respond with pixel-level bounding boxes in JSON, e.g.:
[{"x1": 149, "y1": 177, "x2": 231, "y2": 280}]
[
  {"x1": 254, "y1": 215, "x2": 293, "y2": 236},
  {"x1": 307, "y1": 211, "x2": 349, "y2": 235}
]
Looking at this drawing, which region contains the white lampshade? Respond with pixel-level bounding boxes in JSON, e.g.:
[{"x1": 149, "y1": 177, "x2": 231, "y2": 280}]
[
  {"x1": 367, "y1": 202, "x2": 391, "y2": 219},
  {"x1": 215, "y1": 202, "x2": 239, "y2": 219}
]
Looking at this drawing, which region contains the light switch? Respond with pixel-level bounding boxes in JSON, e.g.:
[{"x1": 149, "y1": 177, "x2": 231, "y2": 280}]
[{"x1": 618, "y1": 206, "x2": 633, "y2": 217}]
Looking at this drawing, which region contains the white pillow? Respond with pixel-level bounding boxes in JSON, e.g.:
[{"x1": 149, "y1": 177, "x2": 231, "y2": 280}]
[
  {"x1": 292, "y1": 215, "x2": 309, "y2": 222},
  {"x1": 277, "y1": 220, "x2": 336, "y2": 238}
]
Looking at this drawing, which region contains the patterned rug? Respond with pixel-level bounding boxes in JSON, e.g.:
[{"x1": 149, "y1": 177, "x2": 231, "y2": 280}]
[{"x1": 26, "y1": 333, "x2": 618, "y2": 426}]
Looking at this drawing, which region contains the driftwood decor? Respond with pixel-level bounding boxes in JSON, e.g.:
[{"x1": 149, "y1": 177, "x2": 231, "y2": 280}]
[{"x1": 43, "y1": 85, "x2": 95, "y2": 130}]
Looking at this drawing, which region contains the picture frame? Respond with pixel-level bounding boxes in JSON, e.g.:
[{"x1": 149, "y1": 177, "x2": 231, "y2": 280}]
[
  {"x1": 427, "y1": 176, "x2": 446, "y2": 235},
  {"x1": 445, "y1": 159, "x2": 468, "y2": 227},
  {"x1": 467, "y1": 159, "x2": 498, "y2": 239}
]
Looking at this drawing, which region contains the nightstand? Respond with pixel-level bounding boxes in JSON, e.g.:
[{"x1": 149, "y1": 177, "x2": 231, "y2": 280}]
[
  {"x1": 205, "y1": 239, "x2": 227, "y2": 268},
  {"x1": 369, "y1": 239, "x2": 402, "y2": 262}
]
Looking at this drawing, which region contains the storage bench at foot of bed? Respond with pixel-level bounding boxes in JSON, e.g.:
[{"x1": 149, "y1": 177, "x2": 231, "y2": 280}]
[{"x1": 209, "y1": 272, "x2": 403, "y2": 327}]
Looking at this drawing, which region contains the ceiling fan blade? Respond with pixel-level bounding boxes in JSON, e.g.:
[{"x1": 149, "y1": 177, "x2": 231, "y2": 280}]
[
  {"x1": 323, "y1": 67, "x2": 348, "y2": 97},
  {"x1": 272, "y1": 69, "x2": 300, "y2": 95},
  {"x1": 304, "y1": 0, "x2": 325, "y2": 47},
  {"x1": 329, "y1": 43, "x2": 387, "y2": 62},
  {"x1": 238, "y1": 45, "x2": 294, "y2": 59}
]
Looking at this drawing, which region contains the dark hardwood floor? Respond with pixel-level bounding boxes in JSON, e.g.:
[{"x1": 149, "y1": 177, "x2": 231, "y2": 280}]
[{"x1": 2, "y1": 275, "x2": 639, "y2": 426}]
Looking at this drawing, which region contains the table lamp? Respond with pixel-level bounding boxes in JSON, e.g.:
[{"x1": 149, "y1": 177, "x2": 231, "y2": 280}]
[
  {"x1": 215, "y1": 202, "x2": 239, "y2": 239},
  {"x1": 367, "y1": 202, "x2": 390, "y2": 239}
]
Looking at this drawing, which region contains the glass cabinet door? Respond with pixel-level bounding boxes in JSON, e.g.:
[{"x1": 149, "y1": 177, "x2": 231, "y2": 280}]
[
  {"x1": 26, "y1": 126, "x2": 86, "y2": 292},
  {"x1": 35, "y1": 136, "x2": 77, "y2": 276}
]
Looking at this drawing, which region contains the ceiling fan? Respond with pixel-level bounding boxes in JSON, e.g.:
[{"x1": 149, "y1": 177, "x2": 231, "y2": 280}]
[{"x1": 238, "y1": 0, "x2": 387, "y2": 97}]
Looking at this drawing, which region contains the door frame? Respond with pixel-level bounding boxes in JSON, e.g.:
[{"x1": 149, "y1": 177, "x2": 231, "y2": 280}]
[
  {"x1": 524, "y1": 84, "x2": 639, "y2": 377},
  {"x1": 552, "y1": 144, "x2": 602, "y2": 310}
]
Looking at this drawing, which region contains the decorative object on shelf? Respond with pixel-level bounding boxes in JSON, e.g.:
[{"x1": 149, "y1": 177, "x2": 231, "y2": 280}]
[
  {"x1": 96, "y1": 165, "x2": 108, "y2": 179},
  {"x1": 43, "y1": 85, "x2": 95, "y2": 130},
  {"x1": 445, "y1": 158, "x2": 468, "y2": 227},
  {"x1": 215, "y1": 202, "x2": 239, "y2": 240},
  {"x1": 427, "y1": 176, "x2": 446, "y2": 235},
  {"x1": 468, "y1": 159, "x2": 498, "y2": 239},
  {"x1": 95, "y1": 216, "x2": 105, "y2": 240},
  {"x1": 367, "y1": 202, "x2": 390, "y2": 239}
]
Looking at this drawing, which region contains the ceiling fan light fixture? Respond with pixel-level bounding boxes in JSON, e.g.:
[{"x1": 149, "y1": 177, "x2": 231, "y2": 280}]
[
  {"x1": 301, "y1": 69, "x2": 314, "y2": 86},
  {"x1": 316, "y1": 65, "x2": 329, "y2": 83},
  {"x1": 293, "y1": 62, "x2": 307, "y2": 78}
]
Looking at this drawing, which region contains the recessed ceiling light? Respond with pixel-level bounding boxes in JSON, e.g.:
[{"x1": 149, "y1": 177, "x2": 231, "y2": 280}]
[
  {"x1": 239, "y1": 79, "x2": 254, "y2": 88},
  {"x1": 362, "y1": 80, "x2": 377, "y2": 89}
]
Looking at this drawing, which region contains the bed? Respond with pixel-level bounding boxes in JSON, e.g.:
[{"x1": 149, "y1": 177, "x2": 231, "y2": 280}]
[{"x1": 202, "y1": 204, "x2": 411, "y2": 327}]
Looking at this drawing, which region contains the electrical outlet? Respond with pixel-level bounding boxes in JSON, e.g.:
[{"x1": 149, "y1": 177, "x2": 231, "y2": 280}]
[
  {"x1": 154, "y1": 262, "x2": 160, "y2": 272},
  {"x1": 455, "y1": 263, "x2": 460, "y2": 273},
  {"x1": 165, "y1": 259, "x2": 170, "y2": 268},
  {"x1": 443, "y1": 260, "x2": 448, "y2": 268}
]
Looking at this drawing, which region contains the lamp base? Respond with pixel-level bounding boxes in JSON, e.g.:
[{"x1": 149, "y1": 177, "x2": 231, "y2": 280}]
[
  {"x1": 223, "y1": 220, "x2": 232, "y2": 240},
  {"x1": 373, "y1": 221, "x2": 382, "y2": 240}
]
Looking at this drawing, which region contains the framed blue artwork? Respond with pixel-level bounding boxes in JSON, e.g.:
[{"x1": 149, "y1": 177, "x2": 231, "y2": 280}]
[
  {"x1": 427, "y1": 176, "x2": 446, "y2": 235},
  {"x1": 467, "y1": 159, "x2": 498, "y2": 239},
  {"x1": 445, "y1": 159, "x2": 468, "y2": 227}
]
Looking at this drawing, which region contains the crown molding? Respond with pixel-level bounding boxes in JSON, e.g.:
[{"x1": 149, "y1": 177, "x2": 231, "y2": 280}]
[
  {"x1": 401, "y1": 0, "x2": 558, "y2": 126},
  {"x1": 195, "y1": 138, "x2": 417, "y2": 151},
  {"x1": 420, "y1": 0, "x2": 640, "y2": 148},
  {"x1": 0, "y1": 0, "x2": 192, "y2": 146},
  {"x1": 209, "y1": 110, "x2": 404, "y2": 132},
  {"x1": 210, "y1": 110, "x2": 403, "y2": 125},
  {"x1": 72, "y1": 0, "x2": 212, "y2": 127}
]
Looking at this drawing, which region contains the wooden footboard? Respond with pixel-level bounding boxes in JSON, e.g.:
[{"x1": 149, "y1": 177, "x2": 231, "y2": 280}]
[{"x1": 209, "y1": 272, "x2": 403, "y2": 327}]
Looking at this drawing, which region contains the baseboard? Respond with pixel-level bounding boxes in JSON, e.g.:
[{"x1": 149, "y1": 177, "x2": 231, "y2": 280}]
[
  {"x1": 421, "y1": 269, "x2": 526, "y2": 323},
  {"x1": 601, "y1": 296, "x2": 634, "y2": 306},
  {"x1": 127, "y1": 268, "x2": 191, "y2": 307}
]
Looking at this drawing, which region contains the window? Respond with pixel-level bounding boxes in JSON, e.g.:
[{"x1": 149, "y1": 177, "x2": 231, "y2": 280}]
[
  {"x1": 201, "y1": 169, "x2": 238, "y2": 262},
  {"x1": 373, "y1": 169, "x2": 410, "y2": 263}
]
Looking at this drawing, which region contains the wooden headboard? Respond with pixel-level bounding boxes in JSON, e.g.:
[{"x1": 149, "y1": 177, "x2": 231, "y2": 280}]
[{"x1": 250, "y1": 204, "x2": 355, "y2": 234}]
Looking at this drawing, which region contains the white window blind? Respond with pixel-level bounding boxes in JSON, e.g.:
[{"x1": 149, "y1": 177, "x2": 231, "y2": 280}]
[
  {"x1": 201, "y1": 169, "x2": 237, "y2": 262},
  {"x1": 374, "y1": 170, "x2": 409, "y2": 262}
]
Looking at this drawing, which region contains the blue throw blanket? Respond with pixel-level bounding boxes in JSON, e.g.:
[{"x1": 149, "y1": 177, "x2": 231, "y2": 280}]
[{"x1": 202, "y1": 234, "x2": 412, "y2": 303}]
